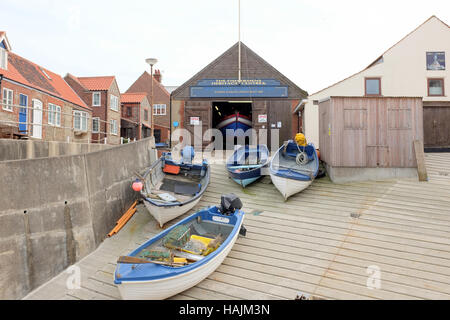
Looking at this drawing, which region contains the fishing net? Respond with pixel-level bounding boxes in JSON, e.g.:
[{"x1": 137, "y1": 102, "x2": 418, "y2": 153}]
[{"x1": 162, "y1": 225, "x2": 191, "y2": 249}]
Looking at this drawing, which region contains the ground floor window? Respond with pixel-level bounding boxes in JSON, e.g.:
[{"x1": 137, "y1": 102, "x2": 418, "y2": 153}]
[
  {"x1": 74, "y1": 110, "x2": 88, "y2": 131},
  {"x1": 110, "y1": 119, "x2": 118, "y2": 135},
  {"x1": 428, "y1": 78, "x2": 444, "y2": 96},
  {"x1": 2, "y1": 88, "x2": 13, "y2": 111},
  {"x1": 48, "y1": 103, "x2": 61, "y2": 126},
  {"x1": 92, "y1": 117, "x2": 100, "y2": 133},
  {"x1": 154, "y1": 128, "x2": 161, "y2": 143}
]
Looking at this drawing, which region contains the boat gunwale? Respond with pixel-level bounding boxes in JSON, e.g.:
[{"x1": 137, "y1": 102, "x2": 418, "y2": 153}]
[
  {"x1": 114, "y1": 206, "x2": 244, "y2": 284},
  {"x1": 226, "y1": 145, "x2": 270, "y2": 179},
  {"x1": 140, "y1": 156, "x2": 211, "y2": 208},
  {"x1": 269, "y1": 142, "x2": 319, "y2": 182}
]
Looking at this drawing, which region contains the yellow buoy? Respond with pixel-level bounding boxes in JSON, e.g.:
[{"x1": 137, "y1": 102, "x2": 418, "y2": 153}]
[{"x1": 295, "y1": 133, "x2": 307, "y2": 147}]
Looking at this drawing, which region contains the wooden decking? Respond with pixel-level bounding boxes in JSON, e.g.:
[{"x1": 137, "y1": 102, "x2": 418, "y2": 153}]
[{"x1": 24, "y1": 153, "x2": 450, "y2": 300}]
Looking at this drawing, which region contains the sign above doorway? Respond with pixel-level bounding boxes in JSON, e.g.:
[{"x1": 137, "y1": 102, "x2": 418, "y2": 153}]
[{"x1": 190, "y1": 78, "x2": 289, "y2": 98}]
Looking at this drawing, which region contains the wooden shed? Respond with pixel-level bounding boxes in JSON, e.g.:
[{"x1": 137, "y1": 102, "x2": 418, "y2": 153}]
[{"x1": 318, "y1": 96, "x2": 423, "y2": 183}]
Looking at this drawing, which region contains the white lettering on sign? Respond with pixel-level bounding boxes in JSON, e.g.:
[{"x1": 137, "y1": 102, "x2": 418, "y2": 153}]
[{"x1": 212, "y1": 216, "x2": 230, "y2": 224}]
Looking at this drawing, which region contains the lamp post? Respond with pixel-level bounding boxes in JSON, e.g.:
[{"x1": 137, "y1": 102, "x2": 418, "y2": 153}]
[{"x1": 145, "y1": 57, "x2": 158, "y2": 137}]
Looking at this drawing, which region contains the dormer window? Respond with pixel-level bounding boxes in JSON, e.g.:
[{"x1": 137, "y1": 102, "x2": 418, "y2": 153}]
[{"x1": 0, "y1": 47, "x2": 7, "y2": 70}]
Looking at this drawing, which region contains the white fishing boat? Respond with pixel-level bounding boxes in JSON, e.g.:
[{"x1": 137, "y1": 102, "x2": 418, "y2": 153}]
[
  {"x1": 139, "y1": 146, "x2": 210, "y2": 227},
  {"x1": 269, "y1": 140, "x2": 319, "y2": 200},
  {"x1": 114, "y1": 194, "x2": 245, "y2": 300}
]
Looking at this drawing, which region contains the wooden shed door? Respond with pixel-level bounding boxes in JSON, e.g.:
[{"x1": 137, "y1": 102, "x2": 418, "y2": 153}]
[
  {"x1": 366, "y1": 99, "x2": 390, "y2": 167},
  {"x1": 184, "y1": 101, "x2": 211, "y2": 148},
  {"x1": 423, "y1": 106, "x2": 450, "y2": 148},
  {"x1": 268, "y1": 100, "x2": 292, "y2": 150}
]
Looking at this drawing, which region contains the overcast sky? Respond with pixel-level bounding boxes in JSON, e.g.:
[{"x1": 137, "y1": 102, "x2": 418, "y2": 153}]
[{"x1": 2, "y1": 0, "x2": 449, "y2": 95}]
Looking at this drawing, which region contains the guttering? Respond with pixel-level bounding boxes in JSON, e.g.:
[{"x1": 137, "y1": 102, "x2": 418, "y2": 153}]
[
  {"x1": 169, "y1": 93, "x2": 172, "y2": 148},
  {"x1": 293, "y1": 98, "x2": 308, "y2": 113}
]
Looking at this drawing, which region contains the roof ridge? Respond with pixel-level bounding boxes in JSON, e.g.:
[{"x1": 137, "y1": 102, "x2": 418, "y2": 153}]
[{"x1": 310, "y1": 15, "x2": 449, "y2": 97}]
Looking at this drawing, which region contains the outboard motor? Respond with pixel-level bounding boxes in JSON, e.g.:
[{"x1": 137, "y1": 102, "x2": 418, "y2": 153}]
[
  {"x1": 219, "y1": 194, "x2": 247, "y2": 237},
  {"x1": 181, "y1": 146, "x2": 195, "y2": 164},
  {"x1": 219, "y1": 193, "x2": 243, "y2": 216}
]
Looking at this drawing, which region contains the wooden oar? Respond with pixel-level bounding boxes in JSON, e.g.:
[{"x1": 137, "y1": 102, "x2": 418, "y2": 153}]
[{"x1": 117, "y1": 256, "x2": 186, "y2": 267}]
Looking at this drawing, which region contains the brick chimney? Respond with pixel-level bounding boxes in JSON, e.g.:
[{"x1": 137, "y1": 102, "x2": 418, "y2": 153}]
[{"x1": 153, "y1": 69, "x2": 162, "y2": 83}]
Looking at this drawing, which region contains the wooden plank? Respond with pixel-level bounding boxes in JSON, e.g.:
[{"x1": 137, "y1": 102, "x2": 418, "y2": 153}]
[{"x1": 414, "y1": 140, "x2": 428, "y2": 181}]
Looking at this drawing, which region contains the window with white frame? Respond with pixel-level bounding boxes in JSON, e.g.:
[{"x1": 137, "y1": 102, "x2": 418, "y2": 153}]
[
  {"x1": 0, "y1": 48, "x2": 7, "y2": 70},
  {"x1": 153, "y1": 104, "x2": 166, "y2": 115},
  {"x1": 92, "y1": 92, "x2": 101, "y2": 106},
  {"x1": 73, "y1": 110, "x2": 88, "y2": 131},
  {"x1": 110, "y1": 119, "x2": 118, "y2": 135},
  {"x1": 48, "y1": 103, "x2": 61, "y2": 126},
  {"x1": 110, "y1": 95, "x2": 119, "y2": 111},
  {"x1": 2, "y1": 88, "x2": 13, "y2": 111},
  {"x1": 92, "y1": 117, "x2": 100, "y2": 133}
]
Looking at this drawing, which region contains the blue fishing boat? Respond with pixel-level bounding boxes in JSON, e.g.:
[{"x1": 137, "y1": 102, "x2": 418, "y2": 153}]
[
  {"x1": 226, "y1": 145, "x2": 270, "y2": 187},
  {"x1": 269, "y1": 140, "x2": 319, "y2": 200},
  {"x1": 114, "y1": 194, "x2": 245, "y2": 300}
]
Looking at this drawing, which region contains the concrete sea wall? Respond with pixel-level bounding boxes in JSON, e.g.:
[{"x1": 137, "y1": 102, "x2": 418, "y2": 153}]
[
  {"x1": 0, "y1": 139, "x2": 113, "y2": 161},
  {"x1": 0, "y1": 137, "x2": 157, "y2": 299}
]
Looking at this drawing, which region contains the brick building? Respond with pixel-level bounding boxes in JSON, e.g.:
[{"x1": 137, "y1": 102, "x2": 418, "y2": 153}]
[
  {"x1": 120, "y1": 92, "x2": 151, "y2": 141},
  {"x1": 65, "y1": 74, "x2": 121, "y2": 145},
  {"x1": 0, "y1": 31, "x2": 92, "y2": 142},
  {"x1": 126, "y1": 70, "x2": 170, "y2": 144}
]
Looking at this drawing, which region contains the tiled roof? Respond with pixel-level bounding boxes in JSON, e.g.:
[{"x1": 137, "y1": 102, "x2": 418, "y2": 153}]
[
  {"x1": 120, "y1": 92, "x2": 148, "y2": 103},
  {"x1": 77, "y1": 76, "x2": 115, "y2": 91},
  {"x1": 0, "y1": 51, "x2": 89, "y2": 110}
]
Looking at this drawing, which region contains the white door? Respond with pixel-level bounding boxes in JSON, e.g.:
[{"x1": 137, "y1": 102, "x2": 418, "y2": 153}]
[{"x1": 32, "y1": 99, "x2": 43, "y2": 139}]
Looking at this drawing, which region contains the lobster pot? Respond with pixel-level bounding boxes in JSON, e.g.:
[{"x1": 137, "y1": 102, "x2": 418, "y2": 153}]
[{"x1": 318, "y1": 96, "x2": 423, "y2": 183}]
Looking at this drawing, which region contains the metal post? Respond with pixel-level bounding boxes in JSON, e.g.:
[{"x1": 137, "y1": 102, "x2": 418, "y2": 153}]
[
  {"x1": 150, "y1": 64, "x2": 154, "y2": 137},
  {"x1": 238, "y1": 0, "x2": 241, "y2": 83}
]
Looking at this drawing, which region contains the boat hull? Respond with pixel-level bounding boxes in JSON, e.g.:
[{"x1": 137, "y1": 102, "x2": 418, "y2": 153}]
[
  {"x1": 143, "y1": 197, "x2": 202, "y2": 228},
  {"x1": 231, "y1": 176, "x2": 262, "y2": 188},
  {"x1": 116, "y1": 210, "x2": 245, "y2": 300},
  {"x1": 270, "y1": 172, "x2": 312, "y2": 200}
]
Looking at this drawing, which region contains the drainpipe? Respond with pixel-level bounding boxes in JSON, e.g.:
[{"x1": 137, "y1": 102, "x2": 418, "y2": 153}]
[{"x1": 169, "y1": 94, "x2": 172, "y2": 148}]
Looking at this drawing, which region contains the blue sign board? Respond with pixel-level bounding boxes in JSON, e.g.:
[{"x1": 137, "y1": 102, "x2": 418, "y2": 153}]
[{"x1": 190, "y1": 78, "x2": 288, "y2": 98}]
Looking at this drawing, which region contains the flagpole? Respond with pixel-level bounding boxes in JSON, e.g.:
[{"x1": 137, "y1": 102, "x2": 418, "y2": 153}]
[{"x1": 238, "y1": 0, "x2": 241, "y2": 83}]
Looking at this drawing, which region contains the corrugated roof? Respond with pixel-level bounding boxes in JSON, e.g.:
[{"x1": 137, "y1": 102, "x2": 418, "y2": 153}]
[
  {"x1": 77, "y1": 76, "x2": 115, "y2": 91},
  {"x1": 0, "y1": 51, "x2": 89, "y2": 110}
]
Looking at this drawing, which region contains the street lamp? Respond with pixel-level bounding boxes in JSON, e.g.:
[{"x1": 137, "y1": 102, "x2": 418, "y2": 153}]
[{"x1": 145, "y1": 58, "x2": 158, "y2": 137}]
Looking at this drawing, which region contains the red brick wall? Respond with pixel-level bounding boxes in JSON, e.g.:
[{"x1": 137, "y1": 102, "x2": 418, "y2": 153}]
[
  {"x1": 0, "y1": 79, "x2": 92, "y2": 142},
  {"x1": 64, "y1": 76, "x2": 121, "y2": 144}
]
